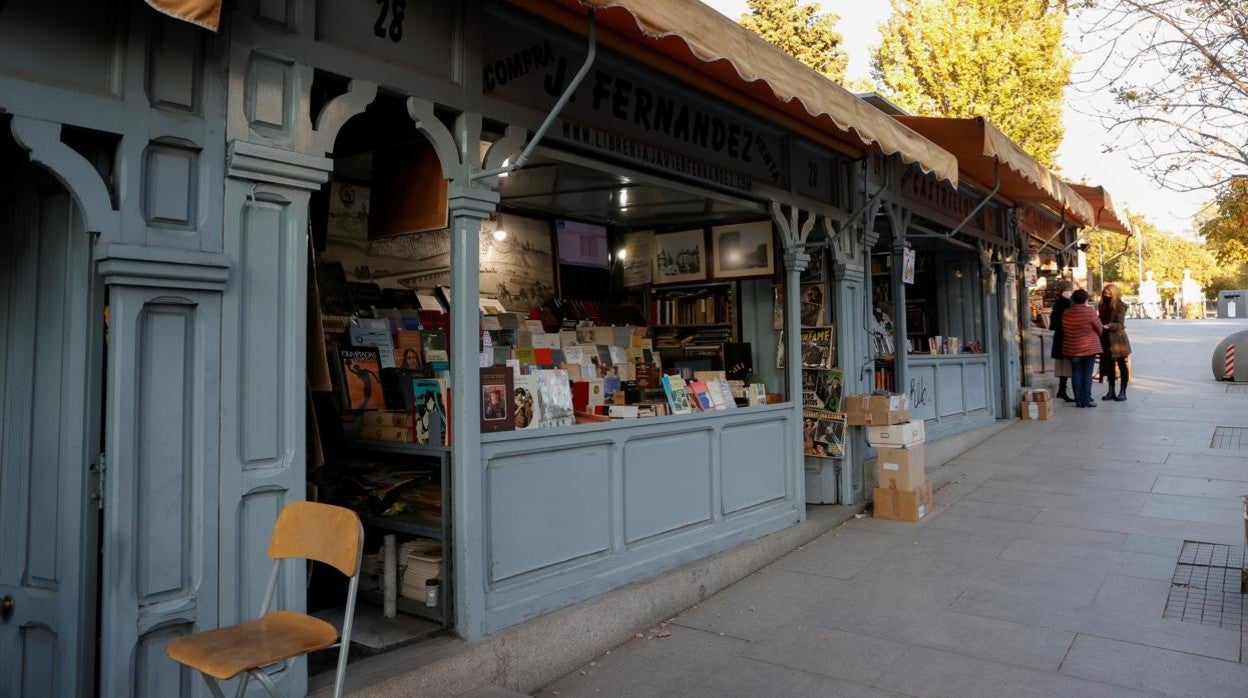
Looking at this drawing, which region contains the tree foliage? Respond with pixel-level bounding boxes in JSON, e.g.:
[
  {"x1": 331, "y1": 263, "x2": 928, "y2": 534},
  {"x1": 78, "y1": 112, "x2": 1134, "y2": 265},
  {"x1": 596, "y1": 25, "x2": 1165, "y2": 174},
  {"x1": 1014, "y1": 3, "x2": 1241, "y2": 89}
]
[
  {"x1": 739, "y1": 0, "x2": 848, "y2": 83},
  {"x1": 1087, "y1": 212, "x2": 1245, "y2": 295},
  {"x1": 1078, "y1": 1, "x2": 1248, "y2": 192},
  {"x1": 1198, "y1": 178, "x2": 1248, "y2": 266},
  {"x1": 870, "y1": 0, "x2": 1072, "y2": 167}
]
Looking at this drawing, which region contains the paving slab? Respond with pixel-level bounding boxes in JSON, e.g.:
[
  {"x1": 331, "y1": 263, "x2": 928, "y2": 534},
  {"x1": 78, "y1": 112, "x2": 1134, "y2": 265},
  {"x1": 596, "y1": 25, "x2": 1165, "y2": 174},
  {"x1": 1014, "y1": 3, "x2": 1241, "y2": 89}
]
[
  {"x1": 1059, "y1": 634, "x2": 1248, "y2": 696},
  {"x1": 743, "y1": 624, "x2": 909, "y2": 684},
  {"x1": 998, "y1": 539, "x2": 1178, "y2": 581},
  {"x1": 1151, "y1": 475, "x2": 1248, "y2": 500}
]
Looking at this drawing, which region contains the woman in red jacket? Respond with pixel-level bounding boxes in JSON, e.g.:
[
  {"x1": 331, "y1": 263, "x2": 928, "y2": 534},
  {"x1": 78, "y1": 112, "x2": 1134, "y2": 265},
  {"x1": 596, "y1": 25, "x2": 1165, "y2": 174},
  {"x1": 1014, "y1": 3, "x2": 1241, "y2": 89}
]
[{"x1": 1062, "y1": 289, "x2": 1104, "y2": 408}]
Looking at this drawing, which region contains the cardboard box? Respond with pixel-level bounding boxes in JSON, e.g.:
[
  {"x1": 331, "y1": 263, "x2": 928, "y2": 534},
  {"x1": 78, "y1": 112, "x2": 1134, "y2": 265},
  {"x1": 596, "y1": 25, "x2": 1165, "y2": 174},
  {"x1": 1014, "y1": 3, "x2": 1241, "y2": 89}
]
[
  {"x1": 873, "y1": 481, "x2": 933, "y2": 522},
  {"x1": 1020, "y1": 388, "x2": 1051, "y2": 403},
  {"x1": 1019, "y1": 399, "x2": 1054, "y2": 421},
  {"x1": 866, "y1": 419, "x2": 925, "y2": 447},
  {"x1": 844, "y1": 393, "x2": 910, "y2": 426},
  {"x1": 876, "y1": 444, "x2": 926, "y2": 491}
]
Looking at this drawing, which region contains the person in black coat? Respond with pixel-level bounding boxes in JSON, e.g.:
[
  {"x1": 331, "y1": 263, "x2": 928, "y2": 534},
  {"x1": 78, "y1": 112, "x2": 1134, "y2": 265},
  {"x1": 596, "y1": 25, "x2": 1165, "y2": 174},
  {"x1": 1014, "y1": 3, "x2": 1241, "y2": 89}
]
[{"x1": 1049, "y1": 279, "x2": 1075, "y2": 402}]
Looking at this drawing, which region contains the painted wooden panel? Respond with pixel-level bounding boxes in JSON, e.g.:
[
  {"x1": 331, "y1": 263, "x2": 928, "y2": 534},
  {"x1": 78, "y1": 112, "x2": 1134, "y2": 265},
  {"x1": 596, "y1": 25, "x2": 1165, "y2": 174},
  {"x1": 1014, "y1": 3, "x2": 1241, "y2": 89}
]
[
  {"x1": 239, "y1": 198, "x2": 288, "y2": 466},
  {"x1": 964, "y1": 360, "x2": 990, "y2": 412},
  {"x1": 256, "y1": 0, "x2": 296, "y2": 31},
  {"x1": 487, "y1": 445, "x2": 612, "y2": 582},
  {"x1": 906, "y1": 363, "x2": 938, "y2": 422},
  {"x1": 935, "y1": 363, "x2": 965, "y2": 417},
  {"x1": 0, "y1": 0, "x2": 120, "y2": 94},
  {"x1": 237, "y1": 489, "x2": 287, "y2": 618},
  {"x1": 143, "y1": 142, "x2": 199, "y2": 230},
  {"x1": 135, "y1": 624, "x2": 191, "y2": 696},
  {"x1": 720, "y1": 419, "x2": 787, "y2": 514},
  {"x1": 247, "y1": 51, "x2": 294, "y2": 134},
  {"x1": 19, "y1": 625, "x2": 56, "y2": 696},
  {"x1": 314, "y1": 0, "x2": 459, "y2": 80},
  {"x1": 622, "y1": 430, "x2": 713, "y2": 544},
  {"x1": 146, "y1": 19, "x2": 201, "y2": 113},
  {"x1": 136, "y1": 306, "x2": 196, "y2": 602}
]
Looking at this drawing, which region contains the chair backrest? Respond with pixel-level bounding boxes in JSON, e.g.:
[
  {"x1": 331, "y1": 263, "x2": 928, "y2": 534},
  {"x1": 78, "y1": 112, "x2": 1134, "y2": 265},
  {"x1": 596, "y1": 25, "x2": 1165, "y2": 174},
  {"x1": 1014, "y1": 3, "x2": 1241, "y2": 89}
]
[{"x1": 268, "y1": 501, "x2": 363, "y2": 576}]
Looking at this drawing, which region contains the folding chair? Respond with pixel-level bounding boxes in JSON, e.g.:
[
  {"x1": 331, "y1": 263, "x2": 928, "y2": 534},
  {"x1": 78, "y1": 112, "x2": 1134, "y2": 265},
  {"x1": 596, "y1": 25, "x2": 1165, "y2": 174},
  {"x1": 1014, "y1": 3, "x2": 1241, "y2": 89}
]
[{"x1": 167, "y1": 501, "x2": 363, "y2": 698}]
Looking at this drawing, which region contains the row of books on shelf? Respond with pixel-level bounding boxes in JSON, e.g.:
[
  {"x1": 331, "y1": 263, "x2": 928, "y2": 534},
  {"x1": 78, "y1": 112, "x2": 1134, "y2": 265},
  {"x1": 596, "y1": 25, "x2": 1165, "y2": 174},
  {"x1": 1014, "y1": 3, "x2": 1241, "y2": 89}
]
[
  {"x1": 533, "y1": 298, "x2": 648, "y2": 330},
  {"x1": 650, "y1": 288, "x2": 732, "y2": 326},
  {"x1": 316, "y1": 261, "x2": 451, "y2": 318}
]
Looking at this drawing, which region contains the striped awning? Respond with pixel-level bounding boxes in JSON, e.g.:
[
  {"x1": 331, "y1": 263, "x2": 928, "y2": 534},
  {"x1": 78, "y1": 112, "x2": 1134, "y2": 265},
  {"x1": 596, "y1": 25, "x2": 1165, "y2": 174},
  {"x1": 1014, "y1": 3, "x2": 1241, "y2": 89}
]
[
  {"x1": 145, "y1": 0, "x2": 220, "y2": 31},
  {"x1": 1069, "y1": 183, "x2": 1135, "y2": 236}
]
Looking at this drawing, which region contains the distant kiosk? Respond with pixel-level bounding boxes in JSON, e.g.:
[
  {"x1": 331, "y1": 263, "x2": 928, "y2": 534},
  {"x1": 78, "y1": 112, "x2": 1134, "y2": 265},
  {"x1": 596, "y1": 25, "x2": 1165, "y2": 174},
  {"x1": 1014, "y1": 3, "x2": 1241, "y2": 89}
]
[{"x1": 1217, "y1": 290, "x2": 1248, "y2": 319}]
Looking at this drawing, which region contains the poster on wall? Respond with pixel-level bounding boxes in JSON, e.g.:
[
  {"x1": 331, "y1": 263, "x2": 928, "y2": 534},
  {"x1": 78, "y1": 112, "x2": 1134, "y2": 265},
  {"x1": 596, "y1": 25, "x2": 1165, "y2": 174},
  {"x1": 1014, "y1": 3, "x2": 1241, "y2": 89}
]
[
  {"x1": 479, "y1": 215, "x2": 556, "y2": 314},
  {"x1": 711, "y1": 221, "x2": 774, "y2": 279},
  {"x1": 801, "y1": 368, "x2": 844, "y2": 411},
  {"x1": 328, "y1": 182, "x2": 370, "y2": 242},
  {"x1": 800, "y1": 283, "x2": 825, "y2": 326},
  {"x1": 653, "y1": 229, "x2": 707, "y2": 284},
  {"x1": 902, "y1": 247, "x2": 916, "y2": 284},
  {"x1": 621, "y1": 230, "x2": 655, "y2": 287}
]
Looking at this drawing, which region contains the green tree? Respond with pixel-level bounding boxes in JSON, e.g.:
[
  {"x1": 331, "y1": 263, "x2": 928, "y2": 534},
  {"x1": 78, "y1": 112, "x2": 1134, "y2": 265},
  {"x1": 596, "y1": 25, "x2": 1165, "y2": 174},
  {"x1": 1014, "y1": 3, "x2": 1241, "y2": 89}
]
[
  {"x1": 1086, "y1": 212, "x2": 1245, "y2": 295},
  {"x1": 739, "y1": 0, "x2": 848, "y2": 83},
  {"x1": 1199, "y1": 179, "x2": 1248, "y2": 267},
  {"x1": 870, "y1": 0, "x2": 1072, "y2": 167}
]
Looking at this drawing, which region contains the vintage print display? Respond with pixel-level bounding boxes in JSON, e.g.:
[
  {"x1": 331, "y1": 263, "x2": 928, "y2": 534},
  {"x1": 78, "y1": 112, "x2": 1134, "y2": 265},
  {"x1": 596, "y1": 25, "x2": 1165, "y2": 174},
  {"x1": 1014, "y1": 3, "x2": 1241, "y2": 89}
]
[
  {"x1": 803, "y1": 410, "x2": 847, "y2": 459},
  {"x1": 339, "y1": 347, "x2": 386, "y2": 410},
  {"x1": 800, "y1": 283, "x2": 825, "y2": 327},
  {"x1": 536, "y1": 369, "x2": 575, "y2": 428},
  {"x1": 801, "y1": 368, "x2": 844, "y2": 411},
  {"x1": 653, "y1": 229, "x2": 707, "y2": 284},
  {"x1": 777, "y1": 327, "x2": 836, "y2": 370},
  {"x1": 711, "y1": 221, "x2": 774, "y2": 279},
  {"x1": 621, "y1": 230, "x2": 655, "y2": 287},
  {"x1": 800, "y1": 251, "x2": 825, "y2": 283},
  {"x1": 513, "y1": 374, "x2": 541, "y2": 430},
  {"x1": 479, "y1": 367, "x2": 515, "y2": 433}
]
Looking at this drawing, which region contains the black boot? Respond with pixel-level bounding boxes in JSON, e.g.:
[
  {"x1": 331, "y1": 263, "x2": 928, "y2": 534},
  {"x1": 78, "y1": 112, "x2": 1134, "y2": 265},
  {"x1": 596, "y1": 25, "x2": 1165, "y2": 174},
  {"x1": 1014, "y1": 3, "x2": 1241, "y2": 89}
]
[
  {"x1": 1115, "y1": 377, "x2": 1127, "y2": 401},
  {"x1": 1056, "y1": 377, "x2": 1074, "y2": 402},
  {"x1": 1103, "y1": 379, "x2": 1117, "y2": 401}
]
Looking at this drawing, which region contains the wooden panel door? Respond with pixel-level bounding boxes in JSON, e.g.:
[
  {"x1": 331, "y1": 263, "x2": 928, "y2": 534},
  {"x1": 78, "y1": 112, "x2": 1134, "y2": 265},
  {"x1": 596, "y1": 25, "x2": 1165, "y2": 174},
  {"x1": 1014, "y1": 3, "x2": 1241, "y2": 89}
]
[{"x1": 0, "y1": 183, "x2": 101, "y2": 697}]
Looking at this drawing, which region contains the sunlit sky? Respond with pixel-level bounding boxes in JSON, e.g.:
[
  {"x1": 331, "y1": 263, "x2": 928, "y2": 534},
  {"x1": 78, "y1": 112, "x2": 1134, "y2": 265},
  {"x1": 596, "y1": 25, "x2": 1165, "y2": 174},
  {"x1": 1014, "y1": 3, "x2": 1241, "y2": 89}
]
[{"x1": 701, "y1": 0, "x2": 1209, "y2": 236}]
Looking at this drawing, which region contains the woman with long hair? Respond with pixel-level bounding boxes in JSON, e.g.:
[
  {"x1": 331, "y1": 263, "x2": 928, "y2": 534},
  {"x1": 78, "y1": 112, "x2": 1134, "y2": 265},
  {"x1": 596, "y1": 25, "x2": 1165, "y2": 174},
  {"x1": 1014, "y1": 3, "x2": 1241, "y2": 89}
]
[
  {"x1": 1062, "y1": 289, "x2": 1104, "y2": 408},
  {"x1": 1099, "y1": 283, "x2": 1133, "y2": 401},
  {"x1": 1049, "y1": 279, "x2": 1075, "y2": 402}
]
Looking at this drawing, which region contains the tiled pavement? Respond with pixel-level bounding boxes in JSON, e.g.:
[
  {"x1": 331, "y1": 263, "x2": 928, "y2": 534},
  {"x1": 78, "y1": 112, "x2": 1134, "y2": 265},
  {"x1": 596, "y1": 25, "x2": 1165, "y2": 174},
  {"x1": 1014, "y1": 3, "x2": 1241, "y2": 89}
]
[{"x1": 538, "y1": 319, "x2": 1248, "y2": 697}]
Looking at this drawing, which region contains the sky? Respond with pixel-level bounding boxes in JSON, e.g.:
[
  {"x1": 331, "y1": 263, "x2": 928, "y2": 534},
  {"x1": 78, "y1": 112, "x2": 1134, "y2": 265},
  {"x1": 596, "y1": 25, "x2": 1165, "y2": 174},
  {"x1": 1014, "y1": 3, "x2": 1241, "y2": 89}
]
[{"x1": 701, "y1": 0, "x2": 1210, "y2": 237}]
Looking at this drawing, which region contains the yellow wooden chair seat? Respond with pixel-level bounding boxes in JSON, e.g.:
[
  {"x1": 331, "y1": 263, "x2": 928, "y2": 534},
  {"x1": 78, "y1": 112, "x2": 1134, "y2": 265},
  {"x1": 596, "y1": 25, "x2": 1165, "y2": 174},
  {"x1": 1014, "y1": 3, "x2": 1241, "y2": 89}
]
[{"x1": 166, "y1": 610, "x2": 338, "y2": 680}]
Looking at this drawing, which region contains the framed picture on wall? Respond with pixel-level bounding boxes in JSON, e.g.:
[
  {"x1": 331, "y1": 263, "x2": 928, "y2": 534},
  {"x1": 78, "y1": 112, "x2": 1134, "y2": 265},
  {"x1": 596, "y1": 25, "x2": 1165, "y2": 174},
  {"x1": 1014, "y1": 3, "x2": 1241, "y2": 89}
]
[
  {"x1": 653, "y1": 229, "x2": 707, "y2": 284},
  {"x1": 711, "y1": 221, "x2": 774, "y2": 279}
]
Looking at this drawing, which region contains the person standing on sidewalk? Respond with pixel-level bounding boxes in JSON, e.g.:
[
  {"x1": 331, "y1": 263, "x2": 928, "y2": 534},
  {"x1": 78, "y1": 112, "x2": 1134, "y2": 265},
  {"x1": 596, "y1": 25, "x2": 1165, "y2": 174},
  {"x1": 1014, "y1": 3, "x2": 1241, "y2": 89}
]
[
  {"x1": 1049, "y1": 279, "x2": 1075, "y2": 402},
  {"x1": 1099, "y1": 283, "x2": 1132, "y2": 401},
  {"x1": 1063, "y1": 289, "x2": 1103, "y2": 408}
]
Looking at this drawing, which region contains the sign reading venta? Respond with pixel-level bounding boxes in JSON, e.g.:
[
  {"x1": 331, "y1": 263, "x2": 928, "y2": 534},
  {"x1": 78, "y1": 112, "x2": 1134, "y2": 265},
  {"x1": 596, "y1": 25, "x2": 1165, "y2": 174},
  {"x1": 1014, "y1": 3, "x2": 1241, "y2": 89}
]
[{"x1": 481, "y1": 6, "x2": 788, "y2": 191}]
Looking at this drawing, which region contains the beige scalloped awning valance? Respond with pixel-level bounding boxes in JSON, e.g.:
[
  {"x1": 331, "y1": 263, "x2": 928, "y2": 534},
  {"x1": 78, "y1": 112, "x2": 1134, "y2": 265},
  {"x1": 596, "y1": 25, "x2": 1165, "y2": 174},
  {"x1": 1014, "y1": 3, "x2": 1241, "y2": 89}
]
[
  {"x1": 521, "y1": 0, "x2": 959, "y2": 186},
  {"x1": 1069, "y1": 183, "x2": 1134, "y2": 236},
  {"x1": 893, "y1": 116, "x2": 1094, "y2": 226},
  {"x1": 145, "y1": 0, "x2": 220, "y2": 31}
]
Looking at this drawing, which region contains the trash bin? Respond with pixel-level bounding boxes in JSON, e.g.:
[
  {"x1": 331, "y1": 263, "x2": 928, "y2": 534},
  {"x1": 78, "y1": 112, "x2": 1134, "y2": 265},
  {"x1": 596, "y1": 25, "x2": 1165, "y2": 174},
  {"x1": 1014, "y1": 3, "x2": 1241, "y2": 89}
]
[{"x1": 1217, "y1": 290, "x2": 1248, "y2": 318}]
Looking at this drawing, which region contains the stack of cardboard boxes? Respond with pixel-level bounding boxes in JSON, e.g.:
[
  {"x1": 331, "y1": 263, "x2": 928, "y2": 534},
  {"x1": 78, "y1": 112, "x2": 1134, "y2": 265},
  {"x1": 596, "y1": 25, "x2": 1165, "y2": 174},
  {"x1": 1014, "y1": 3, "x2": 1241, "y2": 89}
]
[
  {"x1": 1019, "y1": 388, "x2": 1053, "y2": 420},
  {"x1": 845, "y1": 393, "x2": 932, "y2": 522}
]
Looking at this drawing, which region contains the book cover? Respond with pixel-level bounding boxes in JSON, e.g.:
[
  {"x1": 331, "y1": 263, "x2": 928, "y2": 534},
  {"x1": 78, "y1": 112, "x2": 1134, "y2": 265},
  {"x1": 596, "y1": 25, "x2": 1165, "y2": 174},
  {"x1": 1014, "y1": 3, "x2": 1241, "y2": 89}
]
[
  {"x1": 513, "y1": 374, "x2": 541, "y2": 430},
  {"x1": 514, "y1": 346, "x2": 537, "y2": 366},
  {"x1": 394, "y1": 330, "x2": 424, "y2": 370},
  {"x1": 536, "y1": 369, "x2": 575, "y2": 427},
  {"x1": 348, "y1": 281, "x2": 383, "y2": 312},
  {"x1": 340, "y1": 346, "x2": 386, "y2": 410},
  {"x1": 661, "y1": 374, "x2": 694, "y2": 414},
  {"x1": 688, "y1": 380, "x2": 713, "y2": 411},
  {"x1": 479, "y1": 367, "x2": 515, "y2": 433},
  {"x1": 587, "y1": 378, "x2": 605, "y2": 407},
  {"x1": 715, "y1": 378, "x2": 738, "y2": 409},
  {"x1": 533, "y1": 348, "x2": 554, "y2": 366},
  {"x1": 348, "y1": 317, "x2": 396, "y2": 369},
  {"x1": 422, "y1": 329, "x2": 449, "y2": 363},
  {"x1": 572, "y1": 380, "x2": 590, "y2": 413},
  {"x1": 801, "y1": 368, "x2": 844, "y2": 411},
  {"x1": 802, "y1": 410, "x2": 847, "y2": 459},
  {"x1": 411, "y1": 378, "x2": 447, "y2": 445}
]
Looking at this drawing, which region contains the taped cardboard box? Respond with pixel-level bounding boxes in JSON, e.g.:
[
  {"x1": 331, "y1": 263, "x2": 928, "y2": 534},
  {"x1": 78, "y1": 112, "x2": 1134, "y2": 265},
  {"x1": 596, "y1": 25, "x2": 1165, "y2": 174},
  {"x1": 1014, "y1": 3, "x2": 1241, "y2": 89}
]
[
  {"x1": 876, "y1": 444, "x2": 926, "y2": 491},
  {"x1": 844, "y1": 393, "x2": 910, "y2": 426},
  {"x1": 1020, "y1": 388, "x2": 1051, "y2": 403},
  {"x1": 866, "y1": 419, "x2": 926, "y2": 447},
  {"x1": 1019, "y1": 398, "x2": 1054, "y2": 421},
  {"x1": 873, "y1": 481, "x2": 932, "y2": 522}
]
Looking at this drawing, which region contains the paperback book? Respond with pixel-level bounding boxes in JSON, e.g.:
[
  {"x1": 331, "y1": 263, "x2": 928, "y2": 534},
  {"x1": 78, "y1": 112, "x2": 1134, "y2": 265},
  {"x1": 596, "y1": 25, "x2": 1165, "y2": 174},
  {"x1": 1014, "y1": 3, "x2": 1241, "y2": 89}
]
[{"x1": 339, "y1": 346, "x2": 386, "y2": 410}]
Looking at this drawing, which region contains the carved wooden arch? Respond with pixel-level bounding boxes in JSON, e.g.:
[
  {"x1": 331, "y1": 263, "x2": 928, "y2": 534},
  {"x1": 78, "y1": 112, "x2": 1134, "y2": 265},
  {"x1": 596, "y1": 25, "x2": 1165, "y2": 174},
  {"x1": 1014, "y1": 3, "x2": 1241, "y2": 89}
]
[
  {"x1": 9, "y1": 116, "x2": 121, "y2": 242},
  {"x1": 406, "y1": 97, "x2": 525, "y2": 189},
  {"x1": 308, "y1": 79, "x2": 380, "y2": 158}
]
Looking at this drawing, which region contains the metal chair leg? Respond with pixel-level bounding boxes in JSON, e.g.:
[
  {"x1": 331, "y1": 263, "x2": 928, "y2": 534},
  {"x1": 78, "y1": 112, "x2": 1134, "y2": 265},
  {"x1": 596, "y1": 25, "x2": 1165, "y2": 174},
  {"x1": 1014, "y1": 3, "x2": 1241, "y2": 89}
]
[
  {"x1": 202, "y1": 674, "x2": 226, "y2": 698},
  {"x1": 234, "y1": 671, "x2": 252, "y2": 698},
  {"x1": 251, "y1": 669, "x2": 282, "y2": 697}
]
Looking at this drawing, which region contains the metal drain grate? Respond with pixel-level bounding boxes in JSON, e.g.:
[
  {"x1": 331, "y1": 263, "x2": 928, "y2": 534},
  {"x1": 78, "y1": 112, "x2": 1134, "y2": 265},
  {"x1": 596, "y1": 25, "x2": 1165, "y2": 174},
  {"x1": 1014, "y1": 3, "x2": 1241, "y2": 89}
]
[
  {"x1": 1227, "y1": 384, "x2": 1248, "y2": 395},
  {"x1": 1210, "y1": 426, "x2": 1248, "y2": 449},
  {"x1": 1163, "y1": 541, "x2": 1245, "y2": 630}
]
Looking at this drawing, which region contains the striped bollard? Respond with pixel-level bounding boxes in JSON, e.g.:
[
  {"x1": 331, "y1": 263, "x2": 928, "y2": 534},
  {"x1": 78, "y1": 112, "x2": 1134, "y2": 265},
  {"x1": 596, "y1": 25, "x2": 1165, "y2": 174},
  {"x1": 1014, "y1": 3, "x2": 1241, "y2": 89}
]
[{"x1": 1226, "y1": 344, "x2": 1236, "y2": 381}]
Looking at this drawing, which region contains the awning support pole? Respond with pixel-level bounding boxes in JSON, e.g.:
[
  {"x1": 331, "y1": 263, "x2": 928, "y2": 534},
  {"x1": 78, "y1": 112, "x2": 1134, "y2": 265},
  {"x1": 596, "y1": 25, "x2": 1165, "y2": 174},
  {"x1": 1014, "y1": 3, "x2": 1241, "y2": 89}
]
[
  {"x1": 472, "y1": 10, "x2": 597, "y2": 180},
  {"x1": 945, "y1": 160, "x2": 1000, "y2": 238}
]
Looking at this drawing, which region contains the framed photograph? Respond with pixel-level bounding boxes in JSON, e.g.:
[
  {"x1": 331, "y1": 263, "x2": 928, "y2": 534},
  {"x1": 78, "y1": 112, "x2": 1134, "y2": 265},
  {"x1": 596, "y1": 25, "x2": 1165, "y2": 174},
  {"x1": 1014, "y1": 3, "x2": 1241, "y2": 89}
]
[
  {"x1": 800, "y1": 283, "x2": 826, "y2": 327},
  {"x1": 803, "y1": 410, "x2": 847, "y2": 459},
  {"x1": 711, "y1": 221, "x2": 774, "y2": 279},
  {"x1": 801, "y1": 250, "x2": 825, "y2": 283},
  {"x1": 653, "y1": 229, "x2": 707, "y2": 285},
  {"x1": 906, "y1": 307, "x2": 927, "y2": 336}
]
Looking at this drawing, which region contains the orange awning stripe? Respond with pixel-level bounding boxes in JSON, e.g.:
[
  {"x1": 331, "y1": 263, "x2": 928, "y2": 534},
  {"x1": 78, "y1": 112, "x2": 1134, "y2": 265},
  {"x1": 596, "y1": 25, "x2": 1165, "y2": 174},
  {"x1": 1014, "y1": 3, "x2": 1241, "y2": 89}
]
[
  {"x1": 1069, "y1": 183, "x2": 1134, "y2": 236},
  {"x1": 893, "y1": 116, "x2": 1094, "y2": 226},
  {"x1": 552, "y1": 0, "x2": 959, "y2": 186},
  {"x1": 144, "y1": 0, "x2": 221, "y2": 31}
]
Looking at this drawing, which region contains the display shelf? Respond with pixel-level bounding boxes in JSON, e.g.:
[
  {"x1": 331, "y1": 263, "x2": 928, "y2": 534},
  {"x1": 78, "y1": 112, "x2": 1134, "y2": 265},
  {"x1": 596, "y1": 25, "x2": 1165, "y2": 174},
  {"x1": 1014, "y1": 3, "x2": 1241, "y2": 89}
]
[{"x1": 360, "y1": 589, "x2": 445, "y2": 624}]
